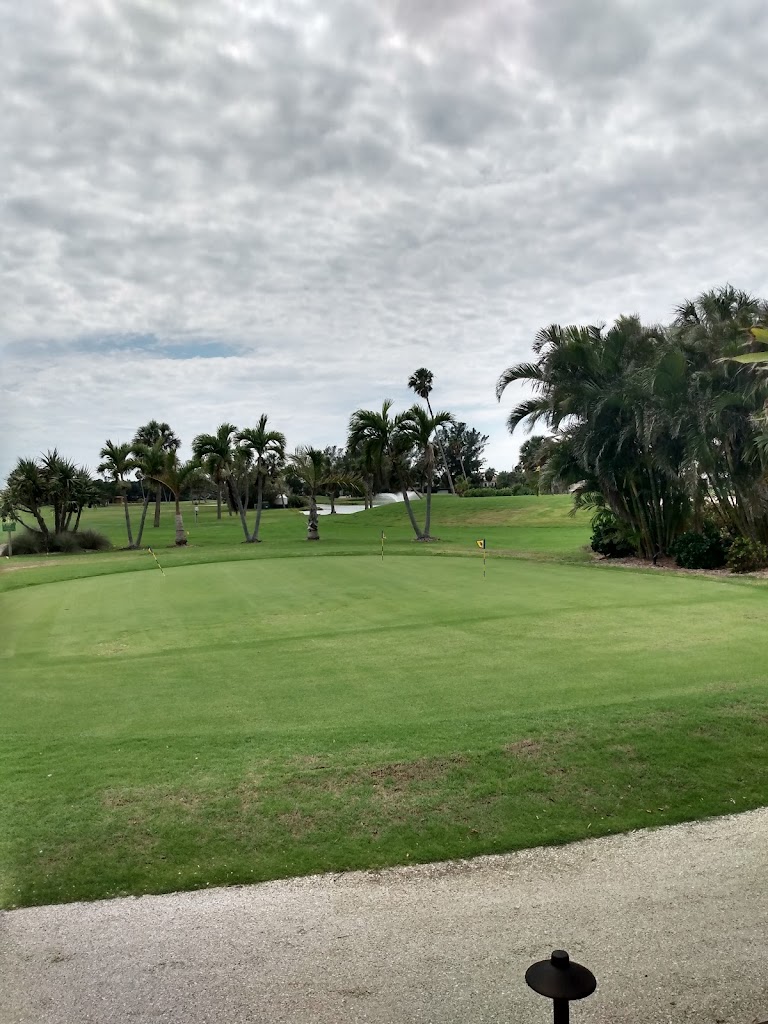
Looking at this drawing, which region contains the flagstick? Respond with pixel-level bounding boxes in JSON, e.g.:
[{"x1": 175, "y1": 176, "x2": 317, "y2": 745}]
[
  {"x1": 381, "y1": 530, "x2": 385, "y2": 562},
  {"x1": 483, "y1": 546, "x2": 486, "y2": 579},
  {"x1": 147, "y1": 547, "x2": 166, "y2": 576}
]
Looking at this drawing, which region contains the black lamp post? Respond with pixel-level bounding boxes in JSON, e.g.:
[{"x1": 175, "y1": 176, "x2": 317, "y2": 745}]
[{"x1": 525, "y1": 949, "x2": 597, "y2": 1024}]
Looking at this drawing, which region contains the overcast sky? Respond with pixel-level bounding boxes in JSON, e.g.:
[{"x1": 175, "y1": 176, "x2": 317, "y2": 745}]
[{"x1": 2, "y1": 0, "x2": 767, "y2": 481}]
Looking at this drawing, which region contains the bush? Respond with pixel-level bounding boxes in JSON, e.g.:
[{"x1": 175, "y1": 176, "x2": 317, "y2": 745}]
[
  {"x1": 51, "y1": 532, "x2": 82, "y2": 553},
  {"x1": 75, "y1": 529, "x2": 112, "y2": 551},
  {"x1": 590, "y1": 510, "x2": 637, "y2": 558},
  {"x1": 7, "y1": 529, "x2": 44, "y2": 555},
  {"x1": 6, "y1": 528, "x2": 111, "y2": 556},
  {"x1": 726, "y1": 537, "x2": 768, "y2": 573},
  {"x1": 287, "y1": 494, "x2": 309, "y2": 509},
  {"x1": 671, "y1": 526, "x2": 728, "y2": 570},
  {"x1": 461, "y1": 485, "x2": 536, "y2": 497},
  {"x1": 462, "y1": 488, "x2": 515, "y2": 498}
]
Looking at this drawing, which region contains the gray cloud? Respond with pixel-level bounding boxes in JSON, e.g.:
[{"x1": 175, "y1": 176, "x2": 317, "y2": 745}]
[{"x1": 2, "y1": 0, "x2": 768, "y2": 478}]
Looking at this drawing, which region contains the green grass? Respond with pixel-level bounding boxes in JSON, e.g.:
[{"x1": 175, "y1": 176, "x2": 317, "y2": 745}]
[{"x1": 2, "y1": 497, "x2": 767, "y2": 907}]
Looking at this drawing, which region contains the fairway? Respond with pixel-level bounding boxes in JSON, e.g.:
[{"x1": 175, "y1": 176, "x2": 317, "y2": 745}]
[{"x1": 2, "y1": 520, "x2": 768, "y2": 908}]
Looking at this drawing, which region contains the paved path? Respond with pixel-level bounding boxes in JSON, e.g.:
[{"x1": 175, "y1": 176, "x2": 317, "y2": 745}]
[{"x1": 2, "y1": 810, "x2": 766, "y2": 1024}]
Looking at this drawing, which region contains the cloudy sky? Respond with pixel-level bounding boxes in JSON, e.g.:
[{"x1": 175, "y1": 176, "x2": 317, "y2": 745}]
[{"x1": 2, "y1": 0, "x2": 767, "y2": 481}]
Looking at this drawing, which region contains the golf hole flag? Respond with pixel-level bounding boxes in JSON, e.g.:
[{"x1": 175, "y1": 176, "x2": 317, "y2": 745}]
[{"x1": 477, "y1": 538, "x2": 487, "y2": 578}]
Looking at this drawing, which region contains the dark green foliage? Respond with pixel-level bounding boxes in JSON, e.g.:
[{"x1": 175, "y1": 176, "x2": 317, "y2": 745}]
[
  {"x1": 671, "y1": 526, "x2": 728, "y2": 569},
  {"x1": 6, "y1": 528, "x2": 112, "y2": 556},
  {"x1": 590, "y1": 509, "x2": 637, "y2": 558},
  {"x1": 440, "y1": 421, "x2": 489, "y2": 485},
  {"x1": 52, "y1": 532, "x2": 82, "y2": 553},
  {"x1": 287, "y1": 494, "x2": 309, "y2": 508},
  {"x1": 7, "y1": 529, "x2": 44, "y2": 555},
  {"x1": 463, "y1": 487, "x2": 515, "y2": 497},
  {"x1": 75, "y1": 529, "x2": 112, "y2": 551},
  {"x1": 461, "y1": 486, "x2": 534, "y2": 497},
  {"x1": 726, "y1": 537, "x2": 768, "y2": 573}
]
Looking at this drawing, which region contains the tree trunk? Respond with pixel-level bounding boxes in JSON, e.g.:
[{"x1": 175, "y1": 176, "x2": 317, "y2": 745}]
[
  {"x1": 73, "y1": 506, "x2": 83, "y2": 532},
  {"x1": 228, "y1": 478, "x2": 251, "y2": 541},
  {"x1": 330, "y1": 493, "x2": 336, "y2": 513},
  {"x1": 135, "y1": 491, "x2": 152, "y2": 547},
  {"x1": 174, "y1": 497, "x2": 187, "y2": 545},
  {"x1": 251, "y1": 475, "x2": 264, "y2": 543},
  {"x1": 123, "y1": 492, "x2": 135, "y2": 548},
  {"x1": 216, "y1": 482, "x2": 223, "y2": 520},
  {"x1": 424, "y1": 479, "x2": 433, "y2": 539},
  {"x1": 426, "y1": 396, "x2": 455, "y2": 494},
  {"x1": 307, "y1": 496, "x2": 320, "y2": 540},
  {"x1": 400, "y1": 479, "x2": 423, "y2": 539},
  {"x1": 154, "y1": 486, "x2": 162, "y2": 527}
]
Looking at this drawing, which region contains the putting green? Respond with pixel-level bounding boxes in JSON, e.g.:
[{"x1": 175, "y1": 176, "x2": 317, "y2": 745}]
[{"x1": 2, "y1": 555, "x2": 767, "y2": 907}]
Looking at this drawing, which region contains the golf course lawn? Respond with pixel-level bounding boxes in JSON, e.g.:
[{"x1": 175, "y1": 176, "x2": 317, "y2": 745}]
[{"x1": 2, "y1": 498, "x2": 767, "y2": 908}]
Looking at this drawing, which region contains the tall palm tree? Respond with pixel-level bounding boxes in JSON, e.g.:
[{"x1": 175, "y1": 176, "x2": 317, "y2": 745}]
[
  {"x1": 133, "y1": 442, "x2": 167, "y2": 548},
  {"x1": 98, "y1": 441, "x2": 137, "y2": 548},
  {"x1": 237, "y1": 415, "x2": 287, "y2": 542},
  {"x1": 398, "y1": 405, "x2": 454, "y2": 539},
  {"x1": 348, "y1": 400, "x2": 397, "y2": 490},
  {"x1": 192, "y1": 423, "x2": 238, "y2": 523},
  {"x1": 132, "y1": 421, "x2": 181, "y2": 527},
  {"x1": 348, "y1": 402, "x2": 424, "y2": 539},
  {"x1": 407, "y1": 368, "x2": 455, "y2": 494},
  {"x1": 146, "y1": 453, "x2": 202, "y2": 546},
  {"x1": 289, "y1": 447, "x2": 327, "y2": 540}
]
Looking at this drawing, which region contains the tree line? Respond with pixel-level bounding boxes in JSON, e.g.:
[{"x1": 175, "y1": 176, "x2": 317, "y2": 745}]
[
  {"x1": 497, "y1": 285, "x2": 768, "y2": 568},
  {"x1": 1, "y1": 369, "x2": 509, "y2": 550}
]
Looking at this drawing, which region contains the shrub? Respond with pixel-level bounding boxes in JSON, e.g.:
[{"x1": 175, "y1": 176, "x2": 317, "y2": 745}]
[
  {"x1": 671, "y1": 526, "x2": 728, "y2": 570},
  {"x1": 75, "y1": 529, "x2": 112, "y2": 551},
  {"x1": 726, "y1": 537, "x2": 768, "y2": 573},
  {"x1": 462, "y1": 488, "x2": 515, "y2": 498},
  {"x1": 287, "y1": 494, "x2": 309, "y2": 509},
  {"x1": 590, "y1": 509, "x2": 637, "y2": 558},
  {"x1": 7, "y1": 529, "x2": 44, "y2": 555},
  {"x1": 50, "y1": 532, "x2": 83, "y2": 553}
]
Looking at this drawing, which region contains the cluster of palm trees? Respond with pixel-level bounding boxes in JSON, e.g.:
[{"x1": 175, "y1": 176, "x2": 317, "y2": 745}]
[
  {"x1": 1, "y1": 450, "x2": 102, "y2": 546},
  {"x1": 4, "y1": 367, "x2": 464, "y2": 550},
  {"x1": 497, "y1": 286, "x2": 768, "y2": 558},
  {"x1": 93, "y1": 385, "x2": 456, "y2": 547}
]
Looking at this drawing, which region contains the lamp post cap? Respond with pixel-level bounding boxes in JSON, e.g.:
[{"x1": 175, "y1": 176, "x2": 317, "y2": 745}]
[{"x1": 525, "y1": 949, "x2": 597, "y2": 1002}]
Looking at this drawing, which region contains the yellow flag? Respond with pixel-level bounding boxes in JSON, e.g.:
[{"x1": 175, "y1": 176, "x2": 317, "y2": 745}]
[{"x1": 476, "y1": 539, "x2": 486, "y2": 549}]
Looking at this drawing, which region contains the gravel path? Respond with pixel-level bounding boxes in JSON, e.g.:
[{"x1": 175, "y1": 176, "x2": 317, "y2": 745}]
[{"x1": 2, "y1": 809, "x2": 766, "y2": 1024}]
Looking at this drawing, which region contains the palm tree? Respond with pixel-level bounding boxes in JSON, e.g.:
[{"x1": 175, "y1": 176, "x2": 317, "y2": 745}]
[
  {"x1": 496, "y1": 317, "x2": 693, "y2": 557},
  {"x1": 348, "y1": 402, "x2": 425, "y2": 539},
  {"x1": 348, "y1": 400, "x2": 397, "y2": 490},
  {"x1": 133, "y1": 442, "x2": 167, "y2": 548},
  {"x1": 40, "y1": 450, "x2": 79, "y2": 534},
  {"x1": 146, "y1": 453, "x2": 202, "y2": 546},
  {"x1": 69, "y1": 468, "x2": 99, "y2": 533},
  {"x1": 132, "y1": 421, "x2": 181, "y2": 527},
  {"x1": 398, "y1": 405, "x2": 454, "y2": 539},
  {"x1": 407, "y1": 368, "x2": 455, "y2": 494},
  {"x1": 2, "y1": 457, "x2": 51, "y2": 541},
  {"x1": 98, "y1": 441, "x2": 137, "y2": 548},
  {"x1": 289, "y1": 447, "x2": 327, "y2": 540},
  {"x1": 321, "y1": 446, "x2": 354, "y2": 514},
  {"x1": 192, "y1": 424, "x2": 238, "y2": 524},
  {"x1": 237, "y1": 415, "x2": 286, "y2": 542}
]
